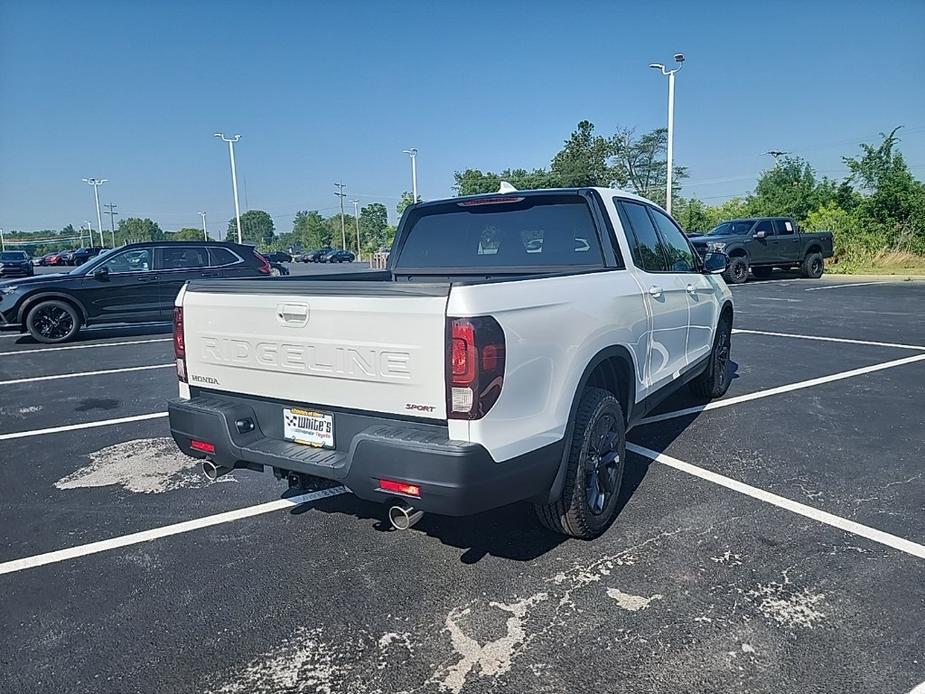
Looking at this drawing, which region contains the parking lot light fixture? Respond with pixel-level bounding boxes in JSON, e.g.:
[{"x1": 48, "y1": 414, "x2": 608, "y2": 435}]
[
  {"x1": 402, "y1": 148, "x2": 418, "y2": 203},
  {"x1": 649, "y1": 54, "x2": 684, "y2": 215},
  {"x1": 214, "y1": 133, "x2": 243, "y2": 244},
  {"x1": 82, "y1": 178, "x2": 108, "y2": 247}
]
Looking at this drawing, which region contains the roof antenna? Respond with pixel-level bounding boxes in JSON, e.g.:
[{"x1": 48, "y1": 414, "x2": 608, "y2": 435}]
[{"x1": 498, "y1": 181, "x2": 518, "y2": 193}]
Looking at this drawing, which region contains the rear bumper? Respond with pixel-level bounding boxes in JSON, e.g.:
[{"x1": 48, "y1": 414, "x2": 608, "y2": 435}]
[{"x1": 168, "y1": 393, "x2": 561, "y2": 516}]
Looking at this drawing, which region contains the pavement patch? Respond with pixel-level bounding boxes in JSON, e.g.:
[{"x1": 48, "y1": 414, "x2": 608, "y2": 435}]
[{"x1": 54, "y1": 436, "x2": 212, "y2": 494}]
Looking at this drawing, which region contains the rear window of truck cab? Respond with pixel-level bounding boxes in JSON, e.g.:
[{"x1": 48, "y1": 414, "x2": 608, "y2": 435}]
[{"x1": 396, "y1": 194, "x2": 604, "y2": 270}]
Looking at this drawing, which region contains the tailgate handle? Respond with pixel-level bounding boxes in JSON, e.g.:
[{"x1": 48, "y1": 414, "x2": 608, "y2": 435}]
[{"x1": 277, "y1": 303, "x2": 309, "y2": 326}]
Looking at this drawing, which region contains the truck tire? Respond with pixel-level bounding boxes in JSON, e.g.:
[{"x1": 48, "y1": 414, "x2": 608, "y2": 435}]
[
  {"x1": 723, "y1": 256, "x2": 749, "y2": 284},
  {"x1": 801, "y1": 252, "x2": 824, "y2": 279},
  {"x1": 751, "y1": 266, "x2": 772, "y2": 279},
  {"x1": 26, "y1": 299, "x2": 81, "y2": 344},
  {"x1": 689, "y1": 314, "x2": 732, "y2": 400},
  {"x1": 535, "y1": 387, "x2": 626, "y2": 539}
]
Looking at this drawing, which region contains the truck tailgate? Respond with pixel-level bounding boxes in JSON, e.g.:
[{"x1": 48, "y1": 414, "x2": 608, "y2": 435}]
[{"x1": 181, "y1": 282, "x2": 449, "y2": 420}]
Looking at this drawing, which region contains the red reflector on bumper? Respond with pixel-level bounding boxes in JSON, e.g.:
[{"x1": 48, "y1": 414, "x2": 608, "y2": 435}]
[
  {"x1": 379, "y1": 479, "x2": 421, "y2": 497},
  {"x1": 190, "y1": 440, "x2": 216, "y2": 454}
]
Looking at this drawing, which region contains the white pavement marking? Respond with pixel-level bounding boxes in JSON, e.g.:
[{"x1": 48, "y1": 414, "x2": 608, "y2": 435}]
[
  {"x1": 639, "y1": 353, "x2": 925, "y2": 425},
  {"x1": 0, "y1": 412, "x2": 168, "y2": 441},
  {"x1": 733, "y1": 328, "x2": 925, "y2": 351},
  {"x1": 0, "y1": 337, "x2": 171, "y2": 357},
  {"x1": 0, "y1": 486, "x2": 347, "y2": 576},
  {"x1": 804, "y1": 281, "x2": 884, "y2": 291},
  {"x1": 0, "y1": 363, "x2": 172, "y2": 386},
  {"x1": 907, "y1": 680, "x2": 925, "y2": 694},
  {"x1": 628, "y1": 443, "x2": 925, "y2": 560}
]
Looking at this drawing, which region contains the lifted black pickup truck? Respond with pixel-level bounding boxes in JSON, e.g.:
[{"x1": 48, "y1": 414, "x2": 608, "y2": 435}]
[{"x1": 688, "y1": 217, "x2": 833, "y2": 283}]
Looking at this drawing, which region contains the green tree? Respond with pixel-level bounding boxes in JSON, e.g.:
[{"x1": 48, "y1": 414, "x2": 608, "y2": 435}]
[
  {"x1": 610, "y1": 127, "x2": 687, "y2": 205},
  {"x1": 703, "y1": 197, "x2": 751, "y2": 228},
  {"x1": 116, "y1": 218, "x2": 164, "y2": 244},
  {"x1": 396, "y1": 191, "x2": 418, "y2": 216},
  {"x1": 452, "y1": 168, "x2": 558, "y2": 196},
  {"x1": 550, "y1": 120, "x2": 613, "y2": 187},
  {"x1": 292, "y1": 210, "x2": 332, "y2": 249},
  {"x1": 227, "y1": 210, "x2": 274, "y2": 247},
  {"x1": 746, "y1": 155, "x2": 822, "y2": 222},
  {"x1": 172, "y1": 227, "x2": 205, "y2": 241},
  {"x1": 672, "y1": 197, "x2": 712, "y2": 234},
  {"x1": 359, "y1": 202, "x2": 391, "y2": 252}
]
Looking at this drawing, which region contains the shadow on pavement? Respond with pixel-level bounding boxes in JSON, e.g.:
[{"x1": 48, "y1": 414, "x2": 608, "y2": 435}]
[{"x1": 8, "y1": 322, "x2": 172, "y2": 346}]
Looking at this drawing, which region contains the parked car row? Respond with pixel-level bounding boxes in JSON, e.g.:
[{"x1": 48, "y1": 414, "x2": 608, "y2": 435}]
[
  {"x1": 298, "y1": 248, "x2": 356, "y2": 263},
  {"x1": 0, "y1": 241, "x2": 274, "y2": 343},
  {"x1": 32, "y1": 247, "x2": 105, "y2": 266}
]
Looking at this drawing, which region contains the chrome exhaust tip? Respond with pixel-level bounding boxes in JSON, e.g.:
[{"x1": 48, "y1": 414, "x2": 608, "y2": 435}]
[
  {"x1": 387, "y1": 502, "x2": 423, "y2": 531},
  {"x1": 202, "y1": 460, "x2": 232, "y2": 481}
]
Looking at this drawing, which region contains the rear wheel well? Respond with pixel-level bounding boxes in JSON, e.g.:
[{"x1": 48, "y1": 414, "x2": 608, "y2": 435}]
[
  {"x1": 585, "y1": 355, "x2": 633, "y2": 426},
  {"x1": 806, "y1": 244, "x2": 822, "y2": 256}
]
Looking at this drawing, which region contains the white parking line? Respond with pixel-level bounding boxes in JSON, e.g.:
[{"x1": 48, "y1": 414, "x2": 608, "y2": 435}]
[
  {"x1": 0, "y1": 412, "x2": 168, "y2": 441},
  {"x1": 0, "y1": 486, "x2": 347, "y2": 576},
  {"x1": 804, "y1": 281, "x2": 884, "y2": 291},
  {"x1": 733, "y1": 328, "x2": 925, "y2": 351},
  {"x1": 639, "y1": 352, "x2": 925, "y2": 425},
  {"x1": 628, "y1": 443, "x2": 925, "y2": 560},
  {"x1": 0, "y1": 338, "x2": 171, "y2": 357},
  {"x1": 907, "y1": 680, "x2": 925, "y2": 694},
  {"x1": 0, "y1": 363, "x2": 172, "y2": 386}
]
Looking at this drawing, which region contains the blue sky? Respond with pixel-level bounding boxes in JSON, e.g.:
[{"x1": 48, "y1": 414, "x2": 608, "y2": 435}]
[{"x1": 1, "y1": 0, "x2": 923, "y2": 234}]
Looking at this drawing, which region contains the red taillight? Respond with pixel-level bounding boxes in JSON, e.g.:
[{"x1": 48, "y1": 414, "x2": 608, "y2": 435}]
[
  {"x1": 379, "y1": 479, "x2": 421, "y2": 498},
  {"x1": 255, "y1": 252, "x2": 271, "y2": 275},
  {"x1": 173, "y1": 306, "x2": 187, "y2": 383},
  {"x1": 190, "y1": 439, "x2": 215, "y2": 454},
  {"x1": 446, "y1": 316, "x2": 505, "y2": 420}
]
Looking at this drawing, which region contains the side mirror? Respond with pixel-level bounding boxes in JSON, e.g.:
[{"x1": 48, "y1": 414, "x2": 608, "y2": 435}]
[
  {"x1": 703, "y1": 251, "x2": 728, "y2": 275},
  {"x1": 93, "y1": 266, "x2": 109, "y2": 281},
  {"x1": 753, "y1": 230, "x2": 767, "y2": 240}
]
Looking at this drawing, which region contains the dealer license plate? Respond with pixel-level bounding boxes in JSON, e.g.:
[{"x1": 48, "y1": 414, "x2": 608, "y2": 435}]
[{"x1": 283, "y1": 407, "x2": 334, "y2": 448}]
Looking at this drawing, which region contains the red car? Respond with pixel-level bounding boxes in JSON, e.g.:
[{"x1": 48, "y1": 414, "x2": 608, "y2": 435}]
[{"x1": 46, "y1": 251, "x2": 69, "y2": 266}]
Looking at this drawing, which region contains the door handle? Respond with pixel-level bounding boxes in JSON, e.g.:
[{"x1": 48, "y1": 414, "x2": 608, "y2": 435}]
[{"x1": 648, "y1": 285, "x2": 663, "y2": 298}]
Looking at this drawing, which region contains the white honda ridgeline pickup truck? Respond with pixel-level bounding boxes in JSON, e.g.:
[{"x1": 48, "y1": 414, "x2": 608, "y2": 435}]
[{"x1": 169, "y1": 187, "x2": 733, "y2": 539}]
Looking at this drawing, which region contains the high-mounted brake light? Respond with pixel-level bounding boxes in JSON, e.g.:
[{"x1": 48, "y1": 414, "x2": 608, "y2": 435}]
[
  {"x1": 457, "y1": 196, "x2": 525, "y2": 207},
  {"x1": 446, "y1": 316, "x2": 505, "y2": 420},
  {"x1": 173, "y1": 306, "x2": 187, "y2": 383}
]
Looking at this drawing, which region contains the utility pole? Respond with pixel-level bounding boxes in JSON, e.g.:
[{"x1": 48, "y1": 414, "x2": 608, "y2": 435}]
[
  {"x1": 199, "y1": 211, "x2": 208, "y2": 241},
  {"x1": 334, "y1": 182, "x2": 347, "y2": 249},
  {"x1": 649, "y1": 54, "x2": 684, "y2": 215},
  {"x1": 104, "y1": 202, "x2": 118, "y2": 247},
  {"x1": 765, "y1": 150, "x2": 788, "y2": 165},
  {"x1": 82, "y1": 178, "x2": 107, "y2": 246},
  {"x1": 402, "y1": 148, "x2": 418, "y2": 203},
  {"x1": 352, "y1": 199, "x2": 361, "y2": 260},
  {"x1": 214, "y1": 133, "x2": 243, "y2": 244}
]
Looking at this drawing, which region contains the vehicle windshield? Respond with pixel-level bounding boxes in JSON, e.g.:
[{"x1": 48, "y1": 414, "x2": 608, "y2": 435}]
[
  {"x1": 705, "y1": 220, "x2": 755, "y2": 236},
  {"x1": 396, "y1": 194, "x2": 604, "y2": 271},
  {"x1": 68, "y1": 246, "x2": 117, "y2": 275},
  {"x1": 0, "y1": 251, "x2": 29, "y2": 261}
]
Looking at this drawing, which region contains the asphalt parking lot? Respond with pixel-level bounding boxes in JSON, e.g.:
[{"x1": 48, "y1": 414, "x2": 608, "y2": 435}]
[{"x1": 1, "y1": 270, "x2": 923, "y2": 694}]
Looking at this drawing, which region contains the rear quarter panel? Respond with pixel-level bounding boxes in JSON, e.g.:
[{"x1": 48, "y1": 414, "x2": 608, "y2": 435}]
[{"x1": 447, "y1": 271, "x2": 648, "y2": 462}]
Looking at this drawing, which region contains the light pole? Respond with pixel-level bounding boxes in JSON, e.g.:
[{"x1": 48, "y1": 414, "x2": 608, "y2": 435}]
[
  {"x1": 351, "y1": 199, "x2": 361, "y2": 260},
  {"x1": 85, "y1": 220, "x2": 97, "y2": 247},
  {"x1": 649, "y1": 54, "x2": 684, "y2": 215},
  {"x1": 402, "y1": 148, "x2": 418, "y2": 203},
  {"x1": 0, "y1": 228, "x2": 4, "y2": 251},
  {"x1": 82, "y1": 178, "x2": 107, "y2": 246},
  {"x1": 214, "y1": 133, "x2": 243, "y2": 244},
  {"x1": 765, "y1": 150, "x2": 788, "y2": 165},
  {"x1": 199, "y1": 211, "x2": 209, "y2": 241},
  {"x1": 334, "y1": 182, "x2": 347, "y2": 249}
]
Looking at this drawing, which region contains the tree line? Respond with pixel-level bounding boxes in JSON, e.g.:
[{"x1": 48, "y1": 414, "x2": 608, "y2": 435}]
[{"x1": 7, "y1": 123, "x2": 922, "y2": 268}]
